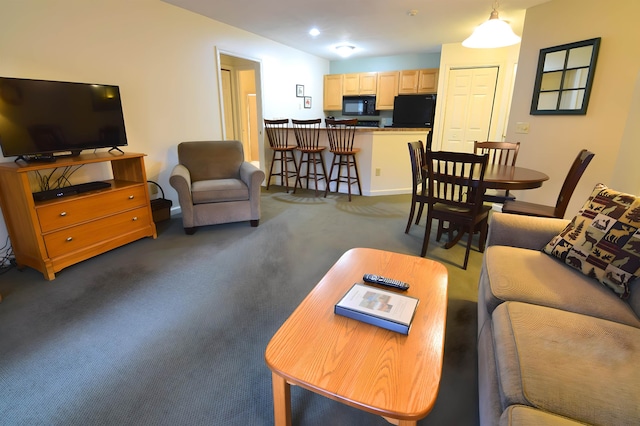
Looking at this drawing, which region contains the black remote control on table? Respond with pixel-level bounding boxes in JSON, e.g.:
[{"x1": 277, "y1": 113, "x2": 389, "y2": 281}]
[{"x1": 362, "y1": 274, "x2": 410, "y2": 291}]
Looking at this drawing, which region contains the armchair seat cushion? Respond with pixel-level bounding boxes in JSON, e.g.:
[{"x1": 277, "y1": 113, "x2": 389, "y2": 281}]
[{"x1": 192, "y1": 178, "x2": 249, "y2": 204}]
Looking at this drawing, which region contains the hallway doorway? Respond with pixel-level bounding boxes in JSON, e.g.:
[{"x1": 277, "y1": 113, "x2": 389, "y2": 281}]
[{"x1": 216, "y1": 50, "x2": 263, "y2": 165}]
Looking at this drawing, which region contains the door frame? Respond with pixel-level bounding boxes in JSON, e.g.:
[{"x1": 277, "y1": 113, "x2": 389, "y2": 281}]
[
  {"x1": 432, "y1": 59, "x2": 517, "y2": 151},
  {"x1": 214, "y1": 47, "x2": 265, "y2": 167}
]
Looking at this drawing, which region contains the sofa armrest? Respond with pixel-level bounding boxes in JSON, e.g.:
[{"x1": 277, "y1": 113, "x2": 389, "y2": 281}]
[{"x1": 487, "y1": 212, "x2": 569, "y2": 250}]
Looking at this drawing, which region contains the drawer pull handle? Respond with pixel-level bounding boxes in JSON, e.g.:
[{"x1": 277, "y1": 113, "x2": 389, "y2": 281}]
[
  {"x1": 132, "y1": 216, "x2": 138, "y2": 221},
  {"x1": 129, "y1": 195, "x2": 135, "y2": 199},
  {"x1": 66, "y1": 237, "x2": 73, "y2": 242},
  {"x1": 60, "y1": 212, "x2": 67, "y2": 217}
]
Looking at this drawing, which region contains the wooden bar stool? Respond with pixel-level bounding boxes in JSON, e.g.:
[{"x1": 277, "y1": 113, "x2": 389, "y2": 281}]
[
  {"x1": 292, "y1": 119, "x2": 327, "y2": 196},
  {"x1": 264, "y1": 118, "x2": 299, "y2": 192},
  {"x1": 324, "y1": 118, "x2": 361, "y2": 201}
]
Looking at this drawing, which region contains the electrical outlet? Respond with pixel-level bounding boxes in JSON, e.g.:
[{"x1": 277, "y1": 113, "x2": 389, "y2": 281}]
[
  {"x1": 515, "y1": 122, "x2": 530, "y2": 134},
  {"x1": 375, "y1": 168, "x2": 381, "y2": 176}
]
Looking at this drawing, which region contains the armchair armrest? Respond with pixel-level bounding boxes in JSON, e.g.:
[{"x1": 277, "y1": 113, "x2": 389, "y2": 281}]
[
  {"x1": 240, "y1": 162, "x2": 266, "y2": 192},
  {"x1": 169, "y1": 164, "x2": 194, "y2": 224},
  {"x1": 487, "y1": 212, "x2": 569, "y2": 250}
]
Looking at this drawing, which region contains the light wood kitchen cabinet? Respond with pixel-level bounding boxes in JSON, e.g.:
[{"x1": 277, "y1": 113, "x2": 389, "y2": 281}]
[
  {"x1": 375, "y1": 71, "x2": 399, "y2": 110},
  {"x1": 358, "y1": 72, "x2": 377, "y2": 95},
  {"x1": 0, "y1": 152, "x2": 157, "y2": 280},
  {"x1": 418, "y1": 68, "x2": 439, "y2": 93},
  {"x1": 343, "y1": 72, "x2": 377, "y2": 96},
  {"x1": 323, "y1": 74, "x2": 343, "y2": 110},
  {"x1": 398, "y1": 68, "x2": 439, "y2": 94}
]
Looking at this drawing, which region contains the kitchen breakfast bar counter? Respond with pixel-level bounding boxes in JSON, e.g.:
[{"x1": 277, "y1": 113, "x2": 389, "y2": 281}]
[{"x1": 281, "y1": 127, "x2": 430, "y2": 196}]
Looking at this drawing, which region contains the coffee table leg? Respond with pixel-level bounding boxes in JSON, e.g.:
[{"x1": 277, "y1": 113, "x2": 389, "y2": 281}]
[
  {"x1": 272, "y1": 372, "x2": 292, "y2": 426},
  {"x1": 382, "y1": 416, "x2": 418, "y2": 426}
]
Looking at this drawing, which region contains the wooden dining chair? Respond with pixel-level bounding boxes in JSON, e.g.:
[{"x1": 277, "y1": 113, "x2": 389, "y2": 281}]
[
  {"x1": 474, "y1": 141, "x2": 520, "y2": 203},
  {"x1": 405, "y1": 140, "x2": 428, "y2": 233},
  {"x1": 324, "y1": 118, "x2": 361, "y2": 201},
  {"x1": 502, "y1": 149, "x2": 595, "y2": 219},
  {"x1": 421, "y1": 150, "x2": 490, "y2": 270},
  {"x1": 292, "y1": 118, "x2": 327, "y2": 196},
  {"x1": 264, "y1": 118, "x2": 299, "y2": 193}
]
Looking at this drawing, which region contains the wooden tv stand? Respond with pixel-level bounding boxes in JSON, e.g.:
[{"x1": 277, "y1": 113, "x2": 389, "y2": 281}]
[{"x1": 0, "y1": 152, "x2": 157, "y2": 280}]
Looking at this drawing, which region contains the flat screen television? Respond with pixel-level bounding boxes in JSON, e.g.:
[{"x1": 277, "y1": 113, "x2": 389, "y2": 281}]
[
  {"x1": 0, "y1": 77, "x2": 128, "y2": 161},
  {"x1": 391, "y1": 94, "x2": 436, "y2": 128}
]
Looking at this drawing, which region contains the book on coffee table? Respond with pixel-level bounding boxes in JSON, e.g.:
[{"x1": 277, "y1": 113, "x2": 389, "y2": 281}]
[{"x1": 334, "y1": 283, "x2": 419, "y2": 335}]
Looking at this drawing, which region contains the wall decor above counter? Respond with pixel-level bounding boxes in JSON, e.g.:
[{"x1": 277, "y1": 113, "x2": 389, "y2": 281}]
[{"x1": 323, "y1": 68, "x2": 438, "y2": 111}]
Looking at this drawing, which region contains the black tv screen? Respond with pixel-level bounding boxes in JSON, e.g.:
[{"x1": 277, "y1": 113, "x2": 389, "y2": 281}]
[
  {"x1": 0, "y1": 77, "x2": 128, "y2": 159},
  {"x1": 392, "y1": 94, "x2": 436, "y2": 128}
]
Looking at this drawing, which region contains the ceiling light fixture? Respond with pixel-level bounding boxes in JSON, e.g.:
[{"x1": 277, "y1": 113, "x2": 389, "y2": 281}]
[
  {"x1": 335, "y1": 44, "x2": 356, "y2": 58},
  {"x1": 462, "y1": 1, "x2": 521, "y2": 49},
  {"x1": 309, "y1": 28, "x2": 320, "y2": 37}
]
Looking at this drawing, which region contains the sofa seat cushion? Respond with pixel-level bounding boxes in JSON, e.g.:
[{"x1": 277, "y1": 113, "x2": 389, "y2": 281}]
[
  {"x1": 483, "y1": 245, "x2": 640, "y2": 327},
  {"x1": 500, "y1": 405, "x2": 587, "y2": 426},
  {"x1": 492, "y1": 302, "x2": 640, "y2": 425},
  {"x1": 191, "y1": 179, "x2": 249, "y2": 204}
]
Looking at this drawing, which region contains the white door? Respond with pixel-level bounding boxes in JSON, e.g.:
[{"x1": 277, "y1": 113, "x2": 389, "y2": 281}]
[{"x1": 441, "y1": 67, "x2": 499, "y2": 153}]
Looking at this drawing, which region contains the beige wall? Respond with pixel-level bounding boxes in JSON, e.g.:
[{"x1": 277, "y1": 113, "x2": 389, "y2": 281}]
[
  {"x1": 505, "y1": 0, "x2": 640, "y2": 217},
  {"x1": 0, "y1": 0, "x2": 329, "y2": 242}
]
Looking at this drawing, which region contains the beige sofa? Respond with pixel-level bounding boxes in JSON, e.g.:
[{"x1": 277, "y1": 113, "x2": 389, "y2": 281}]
[{"x1": 478, "y1": 212, "x2": 640, "y2": 425}]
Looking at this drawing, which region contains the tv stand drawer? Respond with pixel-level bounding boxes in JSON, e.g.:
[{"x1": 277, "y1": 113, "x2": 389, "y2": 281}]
[
  {"x1": 43, "y1": 206, "x2": 151, "y2": 258},
  {"x1": 37, "y1": 185, "x2": 147, "y2": 232}
]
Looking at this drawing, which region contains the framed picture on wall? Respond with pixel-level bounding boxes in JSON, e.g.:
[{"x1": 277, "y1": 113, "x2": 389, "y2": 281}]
[
  {"x1": 296, "y1": 84, "x2": 304, "y2": 97},
  {"x1": 304, "y1": 97, "x2": 312, "y2": 109}
]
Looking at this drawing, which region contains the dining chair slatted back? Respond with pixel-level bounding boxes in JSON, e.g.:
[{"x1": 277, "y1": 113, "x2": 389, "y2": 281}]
[
  {"x1": 474, "y1": 141, "x2": 520, "y2": 203},
  {"x1": 405, "y1": 140, "x2": 427, "y2": 233},
  {"x1": 474, "y1": 141, "x2": 520, "y2": 166},
  {"x1": 422, "y1": 150, "x2": 491, "y2": 269},
  {"x1": 264, "y1": 118, "x2": 299, "y2": 192},
  {"x1": 502, "y1": 149, "x2": 594, "y2": 219},
  {"x1": 292, "y1": 118, "x2": 327, "y2": 196},
  {"x1": 324, "y1": 118, "x2": 361, "y2": 201}
]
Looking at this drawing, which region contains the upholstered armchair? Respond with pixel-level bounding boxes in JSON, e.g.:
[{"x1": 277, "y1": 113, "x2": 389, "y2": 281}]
[{"x1": 170, "y1": 141, "x2": 265, "y2": 234}]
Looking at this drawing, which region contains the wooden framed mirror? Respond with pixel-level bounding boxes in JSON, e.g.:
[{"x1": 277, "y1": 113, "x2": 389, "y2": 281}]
[{"x1": 530, "y1": 38, "x2": 601, "y2": 115}]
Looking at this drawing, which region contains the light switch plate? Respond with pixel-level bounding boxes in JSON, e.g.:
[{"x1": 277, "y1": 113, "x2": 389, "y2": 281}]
[{"x1": 515, "y1": 122, "x2": 530, "y2": 134}]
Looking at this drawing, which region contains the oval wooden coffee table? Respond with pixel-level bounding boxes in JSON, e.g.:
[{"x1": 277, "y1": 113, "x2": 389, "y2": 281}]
[{"x1": 265, "y1": 248, "x2": 449, "y2": 425}]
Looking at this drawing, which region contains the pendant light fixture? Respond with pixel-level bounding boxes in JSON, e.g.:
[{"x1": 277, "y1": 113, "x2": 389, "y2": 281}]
[{"x1": 462, "y1": 1, "x2": 521, "y2": 48}]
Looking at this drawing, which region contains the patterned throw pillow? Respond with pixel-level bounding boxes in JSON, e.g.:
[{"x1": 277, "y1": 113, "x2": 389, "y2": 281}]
[{"x1": 543, "y1": 183, "x2": 640, "y2": 298}]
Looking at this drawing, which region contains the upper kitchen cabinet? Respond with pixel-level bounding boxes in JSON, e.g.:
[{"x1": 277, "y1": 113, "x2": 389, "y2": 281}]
[
  {"x1": 398, "y1": 69, "x2": 439, "y2": 94},
  {"x1": 324, "y1": 74, "x2": 344, "y2": 110},
  {"x1": 375, "y1": 71, "x2": 399, "y2": 110},
  {"x1": 343, "y1": 72, "x2": 377, "y2": 96}
]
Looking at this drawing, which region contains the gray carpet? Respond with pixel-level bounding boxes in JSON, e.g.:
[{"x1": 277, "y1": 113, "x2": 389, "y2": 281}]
[{"x1": 0, "y1": 187, "x2": 481, "y2": 425}]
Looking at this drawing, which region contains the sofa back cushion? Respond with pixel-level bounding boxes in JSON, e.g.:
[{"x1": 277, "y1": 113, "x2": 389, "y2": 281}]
[{"x1": 543, "y1": 183, "x2": 640, "y2": 298}]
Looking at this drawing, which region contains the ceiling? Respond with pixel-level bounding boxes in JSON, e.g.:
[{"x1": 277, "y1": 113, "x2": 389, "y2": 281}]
[{"x1": 162, "y1": 0, "x2": 550, "y2": 60}]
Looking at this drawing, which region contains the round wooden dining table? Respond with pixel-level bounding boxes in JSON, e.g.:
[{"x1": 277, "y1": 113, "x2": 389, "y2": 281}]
[{"x1": 482, "y1": 164, "x2": 549, "y2": 190}]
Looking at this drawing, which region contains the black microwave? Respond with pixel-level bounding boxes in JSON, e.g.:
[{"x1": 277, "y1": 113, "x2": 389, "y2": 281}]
[{"x1": 342, "y1": 96, "x2": 377, "y2": 116}]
